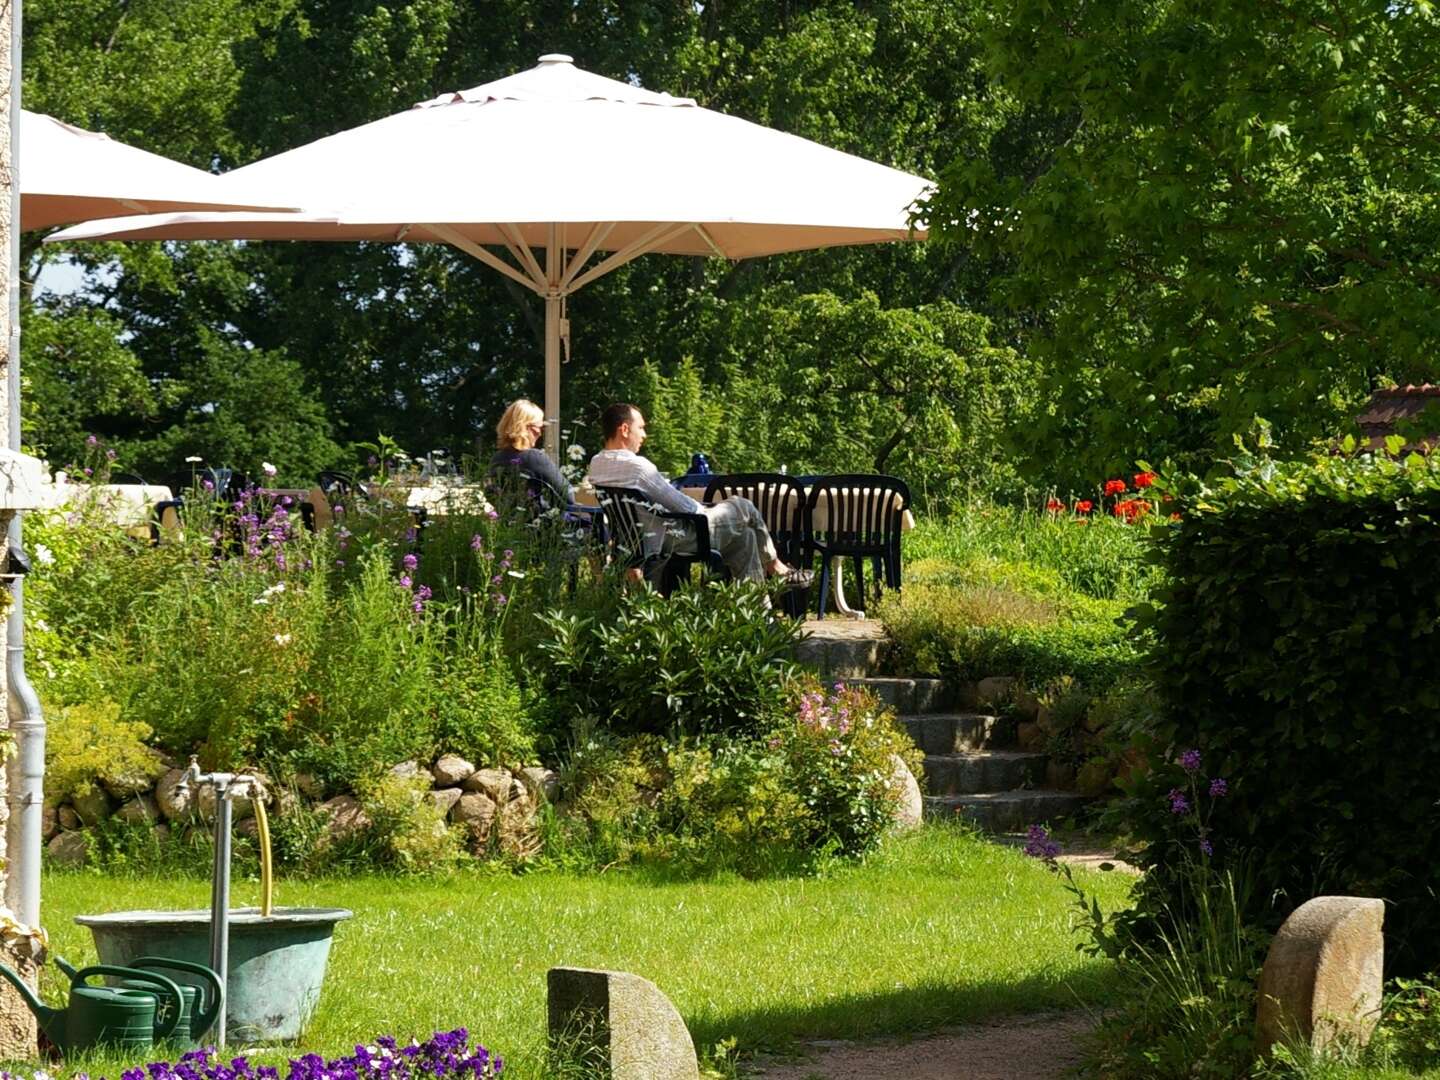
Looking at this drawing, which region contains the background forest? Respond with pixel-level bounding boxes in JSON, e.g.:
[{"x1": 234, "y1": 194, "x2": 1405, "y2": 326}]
[{"x1": 22, "y1": 0, "x2": 1440, "y2": 500}]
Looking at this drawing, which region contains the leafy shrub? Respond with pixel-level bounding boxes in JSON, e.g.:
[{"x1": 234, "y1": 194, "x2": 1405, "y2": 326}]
[
  {"x1": 352, "y1": 772, "x2": 464, "y2": 874},
  {"x1": 536, "y1": 582, "x2": 801, "y2": 737},
  {"x1": 1124, "y1": 448, "x2": 1440, "y2": 974},
  {"x1": 877, "y1": 580, "x2": 1136, "y2": 687},
  {"x1": 46, "y1": 699, "x2": 165, "y2": 801},
  {"x1": 554, "y1": 679, "x2": 920, "y2": 875}
]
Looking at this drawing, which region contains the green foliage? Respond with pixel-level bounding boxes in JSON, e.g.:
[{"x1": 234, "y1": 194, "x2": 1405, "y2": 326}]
[
  {"x1": 535, "y1": 582, "x2": 800, "y2": 737},
  {"x1": 1123, "y1": 449, "x2": 1440, "y2": 975},
  {"x1": 1075, "y1": 860, "x2": 1269, "y2": 1079},
  {"x1": 554, "y1": 679, "x2": 921, "y2": 875},
  {"x1": 929, "y1": 0, "x2": 1440, "y2": 484},
  {"x1": 45, "y1": 699, "x2": 164, "y2": 802},
  {"x1": 878, "y1": 580, "x2": 1136, "y2": 687},
  {"x1": 352, "y1": 772, "x2": 465, "y2": 874}
]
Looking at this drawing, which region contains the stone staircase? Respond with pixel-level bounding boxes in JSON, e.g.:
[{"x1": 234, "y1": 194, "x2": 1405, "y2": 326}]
[{"x1": 795, "y1": 621, "x2": 1087, "y2": 832}]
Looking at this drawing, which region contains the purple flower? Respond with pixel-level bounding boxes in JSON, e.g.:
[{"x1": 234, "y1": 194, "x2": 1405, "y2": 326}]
[
  {"x1": 1199, "y1": 837, "x2": 1214, "y2": 856},
  {"x1": 1021, "y1": 824, "x2": 1062, "y2": 861},
  {"x1": 367, "y1": 455, "x2": 379, "y2": 466},
  {"x1": 416, "y1": 585, "x2": 432, "y2": 601},
  {"x1": 399, "y1": 574, "x2": 413, "y2": 589},
  {"x1": 86, "y1": 434, "x2": 98, "y2": 447},
  {"x1": 402, "y1": 553, "x2": 419, "y2": 571},
  {"x1": 486, "y1": 509, "x2": 499, "y2": 521},
  {"x1": 405, "y1": 527, "x2": 417, "y2": 542},
  {"x1": 502, "y1": 549, "x2": 514, "y2": 560},
  {"x1": 1209, "y1": 777, "x2": 1228, "y2": 798},
  {"x1": 470, "y1": 534, "x2": 484, "y2": 551},
  {"x1": 1167, "y1": 787, "x2": 1190, "y2": 814},
  {"x1": 1180, "y1": 748, "x2": 1202, "y2": 772},
  {"x1": 106, "y1": 448, "x2": 117, "y2": 460}
]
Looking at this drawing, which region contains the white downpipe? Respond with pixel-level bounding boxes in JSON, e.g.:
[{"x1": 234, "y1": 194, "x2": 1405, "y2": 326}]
[{"x1": 5, "y1": 0, "x2": 43, "y2": 931}]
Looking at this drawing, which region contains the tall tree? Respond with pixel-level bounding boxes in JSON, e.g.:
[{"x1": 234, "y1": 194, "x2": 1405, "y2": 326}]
[{"x1": 927, "y1": 0, "x2": 1440, "y2": 484}]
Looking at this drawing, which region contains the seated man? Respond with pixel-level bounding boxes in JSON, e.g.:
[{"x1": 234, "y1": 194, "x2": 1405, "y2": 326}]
[{"x1": 586, "y1": 402, "x2": 812, "y2": 589}]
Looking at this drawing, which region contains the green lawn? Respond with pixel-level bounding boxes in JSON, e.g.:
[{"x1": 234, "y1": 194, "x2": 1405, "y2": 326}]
[{"x1": 34, "y1": 824, "x2": 1131, "y2": 1076}]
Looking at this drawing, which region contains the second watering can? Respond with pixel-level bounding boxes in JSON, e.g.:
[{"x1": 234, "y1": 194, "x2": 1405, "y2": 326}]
[{"x1": 120, "y1": 957, "x2": 224, "y2": 1049}]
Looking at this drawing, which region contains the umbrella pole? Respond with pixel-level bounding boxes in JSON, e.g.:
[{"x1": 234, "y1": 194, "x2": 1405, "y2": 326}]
[{"x1": 543, "y1": 226, "x2": 561, "y2": 462}]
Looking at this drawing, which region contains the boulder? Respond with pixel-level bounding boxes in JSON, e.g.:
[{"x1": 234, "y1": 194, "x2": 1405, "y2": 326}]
[
  {"x1": 318, "y1": 795, "x2": 372, "y2": 844},
  {"x1": 235, "y1": 817, "x2": 260, "y2": 840},
  {"x1": 1076, "y1": 759, "x2": 1115, "y2": 798},
  {"x1": 99, "y1": 747, "x2": 169, "y2": 799},
  {"x1": 153, "y1": 824, "x2": 171, "y2": 845},
  {"x1": 47, "y1": 830, "x2": 89, "y2": 869},
  {"x1": 1045, "y1": 760, "x2": 1076, "y2": 790},
  {"x1": 519, "y1": 767, "x2": 560, "y2": 805},
  {"x1": 887, "y1": 756, "x2": 923, "y2": 832},
  {"x1": 198, "y1": 784, "x2": 256, "y2": 823},
  {"x1": 72, "y1": 786, "x2": 113, "y2": 826},
  {"x1": 116, "y1": 793, "x2": 161, "y2": 825},
  {"x1": 154, "y1": 769, "x2": 195, "y2": 821},
  {"x1": 498, "y1": 793, "x2": 540, "y2": 860},
  {"x1": 388, "y1": 760, "x2": 424, "y2": 782},
  {"x1": 463, "y1": 768, "x2": 512, "y2": 803},
  {"x1": 427, "y1": 788, "x2": 463, "y2": 816},
  {"x1": 40, "y1": 806, "x2": 58, "y2": 842},
  {"x1": 432, "y1": 755, "x2": 476, "y2": 787},
  {"x1": 1016, "y1": 721, "x2": 1045, "y2": 752},
  {"x1": 547, "y1": 967, "x2": 699, "y2": 1080},
  {"x1": 1257, "y1": 896, "x2": 1384, "y2": 1056},
  {"x1": 57, "y1": 805, "x2": 81, "y2": 831},
  {"x1": 976, "y1": 676, "x2": 1040, "y2": 718},
  {"x1": 294, "y1": 772, "x2": 325, "y2": 799},
  {"x1": 451, "y1": 792, "x2": 498, "y2": 832}
]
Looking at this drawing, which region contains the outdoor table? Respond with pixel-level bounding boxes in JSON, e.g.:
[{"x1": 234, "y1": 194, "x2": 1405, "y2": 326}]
[
  {"x1": 60, "y1": 483, "x2": 177, "y2": 539},
  {"x1": 573, "y1": 480, "x2": 915, "y2": 618}
]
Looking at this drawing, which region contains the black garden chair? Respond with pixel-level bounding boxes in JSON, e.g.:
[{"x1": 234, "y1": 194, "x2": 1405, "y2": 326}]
[
  {"x1": 703, "y1": 472, "x2": 809, "y2": 615},
  {"x1": 593, "y1": 485, "x2": 726, "y2": 596},
  {"x1": 804, "y1": 474, "x2": 910, "y2": 617}
]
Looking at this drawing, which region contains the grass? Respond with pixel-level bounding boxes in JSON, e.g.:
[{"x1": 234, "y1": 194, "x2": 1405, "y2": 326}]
[
  {"x1": 33, "y1": 824, "x2": 1132, "y2": 1077},
  {"x1": 906, "y1": 504, "x2": 1161, "y2": 604}
]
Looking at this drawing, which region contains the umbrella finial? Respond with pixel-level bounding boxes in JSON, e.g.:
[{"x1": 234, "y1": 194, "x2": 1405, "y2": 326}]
[{"x1": 537, "y1": 53, "x2": 574, "y2": 65}]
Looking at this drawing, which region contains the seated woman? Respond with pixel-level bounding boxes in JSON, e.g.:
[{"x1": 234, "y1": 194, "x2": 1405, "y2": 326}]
[{"x1": 490, "y1": 398, "x2": 573, "y2": 507}]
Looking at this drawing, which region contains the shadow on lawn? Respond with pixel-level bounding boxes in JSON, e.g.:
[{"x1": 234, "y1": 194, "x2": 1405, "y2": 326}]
[{"x1": 687, "y1": 967, "x2": 1122, "y2": 1051}]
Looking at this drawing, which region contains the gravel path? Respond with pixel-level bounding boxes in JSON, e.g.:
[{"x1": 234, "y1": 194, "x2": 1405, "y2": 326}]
[{"x1": 744, "y1": 1009, "x2": 1095, "y2": 1080}]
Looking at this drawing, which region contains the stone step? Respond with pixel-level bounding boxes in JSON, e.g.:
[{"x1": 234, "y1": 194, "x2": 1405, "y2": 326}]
[
  {"x1": 795, "y1": 620, "x2": 888, "y2": 678},
  {"x1": 901, "y1": 713, "x2": 1015, "y2": 754},
  {"x1": 923, "y1": 751, "x2": 1047, "y2": 795},
  {"x1": 840, "y1": 677, "x2": 950, "y2": 714},
  {"x1": 924, "y1": 791, "x2": 1090, "y2": 833}
]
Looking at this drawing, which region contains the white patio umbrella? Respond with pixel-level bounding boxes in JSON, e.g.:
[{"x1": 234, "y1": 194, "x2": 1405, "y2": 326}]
[
  {"x1": 21, "y1": 110, "x2": 298, "y2": 231},
  {"x1": 47, "y1": 54, "x2": 932, "y2": 458}
]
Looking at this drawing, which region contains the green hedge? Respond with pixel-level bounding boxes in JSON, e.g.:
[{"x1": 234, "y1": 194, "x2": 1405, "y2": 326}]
[{"x1": 1124, "y1": 448, "x2": 1440, "y2": 973}]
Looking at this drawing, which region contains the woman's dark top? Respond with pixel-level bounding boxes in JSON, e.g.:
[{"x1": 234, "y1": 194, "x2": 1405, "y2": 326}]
[{"x1": 490, "y1": 447, "x2": 573, "y2": 506}]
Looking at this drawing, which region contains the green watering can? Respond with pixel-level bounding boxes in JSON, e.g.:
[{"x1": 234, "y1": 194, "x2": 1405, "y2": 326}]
[
  {"x1": 53, "y1": 955, "x2": 223, "y2": 1050},
  {"x1": 120, "y1": 957, "x2": 224, "y2": 1049},
  {"x1": 0, "y1": 961, "x2": 183, "y2": 1054}
]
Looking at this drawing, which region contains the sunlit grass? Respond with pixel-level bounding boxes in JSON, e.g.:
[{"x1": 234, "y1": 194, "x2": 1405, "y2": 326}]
[{"x1": 36, "y1": 824, "x2": 1131, "y2": 1077}]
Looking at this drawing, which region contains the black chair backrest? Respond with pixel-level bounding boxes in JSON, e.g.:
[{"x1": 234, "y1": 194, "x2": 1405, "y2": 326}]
[
  {"x1": 317, "y1": 470, "x2": 357, "y2": 500},
  {"x1": 488, "y1": 459, "x2": 567, "y2": 517},
  {"x1": 804, "y1": 474, "x2": 911, "y2": 549},
  {"x1": 703, "y1": 473, "x2": 804, "y2": 560},
  {"x1": 592, "y1": 486, "x2": 656, "y2": 567},
  {"x1": 166, "y1": 466, "x2": 236, "y2": 499}
]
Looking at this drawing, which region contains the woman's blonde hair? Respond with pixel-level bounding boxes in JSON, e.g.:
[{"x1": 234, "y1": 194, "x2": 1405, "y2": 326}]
[{"x1": 496, "y1": 399, "x2": 544, "y2": 449}]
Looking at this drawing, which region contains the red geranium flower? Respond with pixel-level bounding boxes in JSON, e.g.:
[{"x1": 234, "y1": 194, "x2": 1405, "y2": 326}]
[
  {"x1": 1134, "y1": 471, "x2": 1157, "y2": 488},
  {"x1": 1103, "y1": 478, "x2": 1127, "y2": 496},
  {"x1": 1046, "y1": 498, "x2": 1065, "y2": 513},
  {"x1": 1075, "y1": 500, "x2": 1094, "y2": 514},
  {"x1": 1113, "y1": 498, "x2": 1151, "y2": 523}
]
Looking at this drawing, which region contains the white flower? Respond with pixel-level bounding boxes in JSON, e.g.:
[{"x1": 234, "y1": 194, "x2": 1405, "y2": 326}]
[
  {"x1": 274, "y1": 633, "x2": 292, "y2": 646},
  {"x1": 34, "y1": 619, "x2": 49, "y2": 633},
  {"x1": 32, "y1": 544, "x2": 54, "y2": 566},
  {"x1": 506, "y1": 569, "x2": 526, "y2": 579},
  {"x1": 253, "y1": 581, "x2": 287, "y2": 605},
  {"x1": 185, "y1": 455, "x2": 203, "y2": 464},
  {"x1": 262, "y1": 461, "x2": 277, "y2": 477},
  {"x1": 566, "y1": 443, "x2": 586, "y2": 461}
]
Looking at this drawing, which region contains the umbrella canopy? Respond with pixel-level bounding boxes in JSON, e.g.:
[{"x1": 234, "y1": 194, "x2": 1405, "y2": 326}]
[
  {"x1": 48, "y1": 55, "x2": 932, "y2": 457},
  {"x1": 21, "y1": 110, "x2": 298, "y2": 231}
]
